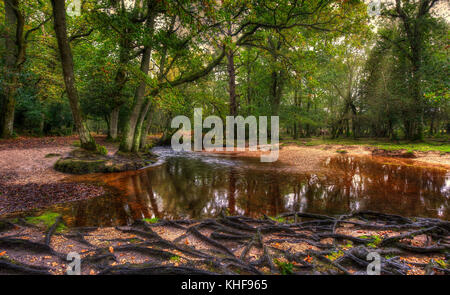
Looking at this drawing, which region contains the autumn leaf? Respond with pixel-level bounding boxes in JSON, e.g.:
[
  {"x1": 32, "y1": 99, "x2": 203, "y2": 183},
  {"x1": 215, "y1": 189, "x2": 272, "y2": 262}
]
[
  {"x1": 0, "y1": 251, "x2": 6, "y2": 256},
  {"x1": 109, "y1": 246, "x2": 114, "y2": 253},
  {"x1": 304, "y1": 255, "x2": 313, "y2": 263}
]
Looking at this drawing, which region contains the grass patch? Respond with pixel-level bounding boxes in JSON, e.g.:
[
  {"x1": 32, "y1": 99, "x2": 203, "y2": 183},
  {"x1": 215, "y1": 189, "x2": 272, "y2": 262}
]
[
  {"x1": 435, "y1": 259, "x2": 448, "y2": 269},
  {"x1": 340, "y1": 242, "x2": 353, "y2": 249},
  {"x1": 359, "y1": 235, "x2": 382, "y2": 248},
  {"x1": 269, "y1": 216, "x2": 287, "y2": 223},
  {"x1": 143, "y1": 217, "x2": 159, "y2": 224},
  {"x1": 25, "y1": 212, "x2": 67, "y2": 232},
  {"x1": 282, "y1": 137, "x2": 450, "y2": 153},
  {"x1": 273, "y1": 259, "x2": 294, "y2": 275},
  {"x1": 95, "y1": 144, "x2": 108, "y2": 156},
  {"x1": 326, "y1": 250, "x2": 344, "y2": 261}
]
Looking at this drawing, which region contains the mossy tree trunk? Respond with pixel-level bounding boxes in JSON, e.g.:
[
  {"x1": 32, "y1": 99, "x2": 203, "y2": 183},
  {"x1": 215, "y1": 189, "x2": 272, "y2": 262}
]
[
  {"x1": 119, "y1": 14, "x2": 155, "y2": 153},
  {"x1": 109, "y1": 106, "x2": 120, "y2": 140},
  {"x1": 1, "y1": 0, "x2": 23, "y2": 138},
  {"x1": 51, "y1": 0, "x2": 96, "y2": 150},
  {"x1": 140, "y1": 110, "x2": 153, "y2": 150}
]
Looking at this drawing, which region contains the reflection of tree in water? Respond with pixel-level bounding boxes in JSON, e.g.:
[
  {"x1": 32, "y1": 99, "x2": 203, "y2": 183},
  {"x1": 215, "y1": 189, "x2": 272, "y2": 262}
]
[
  {"x1": 57, "y1": 154, "x2": 449, "y2": 226},
  {"x1": 312, "y1": 156, "x2": 450, "y2": 218},
  {"x1": 148, "y1": 157, "x2": 230, "y2": 218}
]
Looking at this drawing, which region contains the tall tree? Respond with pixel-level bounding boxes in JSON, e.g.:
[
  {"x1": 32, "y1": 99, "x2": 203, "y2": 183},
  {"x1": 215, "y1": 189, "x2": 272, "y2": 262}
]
[
  {"x1": 382, "y1": 0, "x2": 442, "y2": 139},
  {"x1": 1, "y1": 0, "x2": 49, "y2": 137},
  {"x1": 50, "y1": 0, "x2": 95, "y2": 149}
]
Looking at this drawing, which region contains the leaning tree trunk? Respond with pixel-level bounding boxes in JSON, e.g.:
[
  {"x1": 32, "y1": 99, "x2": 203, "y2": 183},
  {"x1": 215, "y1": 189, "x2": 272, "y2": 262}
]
[
  {"x1": 132, "y1": 99, "x2": 152, "y2": 153},
  {"x1": 140, "y1": 110, "x2": 153, "y2": 150},
  {"x1": 51, "y1": 0, "x2": 95, "y2": 150},
  {"x1": 119, "y1": 15, "x2": 154, "y2": 153}
]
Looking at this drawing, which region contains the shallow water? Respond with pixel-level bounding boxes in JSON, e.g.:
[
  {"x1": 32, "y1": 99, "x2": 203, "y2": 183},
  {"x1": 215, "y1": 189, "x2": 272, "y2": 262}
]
[{"x1": 42, "y1": 147, "x2": 449, "y2": 227}]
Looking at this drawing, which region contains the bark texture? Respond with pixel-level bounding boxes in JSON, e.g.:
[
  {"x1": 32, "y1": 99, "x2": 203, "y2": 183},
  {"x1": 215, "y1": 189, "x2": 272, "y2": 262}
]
[{"x1": 51, "y1": 0, "x2": 95, "y2": 150}]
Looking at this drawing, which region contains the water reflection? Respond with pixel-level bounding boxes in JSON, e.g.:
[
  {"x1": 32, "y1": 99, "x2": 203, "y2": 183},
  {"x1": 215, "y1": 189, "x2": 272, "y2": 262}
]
[{"x1": 49, "y1": 150, "x2": 449, "y2": 227}]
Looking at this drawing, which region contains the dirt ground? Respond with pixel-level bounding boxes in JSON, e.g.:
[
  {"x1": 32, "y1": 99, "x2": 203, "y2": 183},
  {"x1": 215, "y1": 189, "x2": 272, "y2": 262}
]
[
  {"x1": 0, "y1": 212, "x2": 448, "y2": 275},
  {"x1": 0, "y1": 135, "x2": 117, "y2": 185},
  {"x1": 0, "y1": 136, "x2": 116, "y2": 214},
  {"x1": 0, "y1": 136, "x2": 448, "y2": 275},
  {"x1": 1, "y1": 136, "x2": 448, "y2": 187}
]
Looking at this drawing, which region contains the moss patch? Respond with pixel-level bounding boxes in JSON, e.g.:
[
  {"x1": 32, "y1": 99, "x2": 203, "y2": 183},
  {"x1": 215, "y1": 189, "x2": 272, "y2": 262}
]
[
  {"x1": 25, "y1": 212, "x2": 67, "y2": 232},
  {"x1": 45, "y1": 153, "x2": 62, "y2": 158},
  {"x1": 54, "y1": 149, "x2": 157, "y2": 174},
  {"x1": 143, "y1": 217, "x2": 159, "y2": 224},
  {"x1": 273, "y1": 259, "x2": 294, "y2": 275},
  {"x1": 326, "y1": 250, "x2": 344, "y2": 261}
]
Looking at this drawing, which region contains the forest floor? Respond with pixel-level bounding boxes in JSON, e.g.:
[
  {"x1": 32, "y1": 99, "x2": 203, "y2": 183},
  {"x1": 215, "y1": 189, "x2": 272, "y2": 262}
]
[
  {"x1": 0, "y1": 135, "x2": 115, "y2": 215},
  {"x1": 0, "y1": 135, "x2": 449, "y2": 275},
  {"x1": 0, "y1": 211, "x2": 448, "y2": 275}
]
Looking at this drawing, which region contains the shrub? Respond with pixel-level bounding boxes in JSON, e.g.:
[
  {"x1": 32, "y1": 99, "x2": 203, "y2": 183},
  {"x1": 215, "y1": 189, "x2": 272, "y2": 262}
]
[{"x1": 96, "y1": 144, "x2": 108, "y2": 156}]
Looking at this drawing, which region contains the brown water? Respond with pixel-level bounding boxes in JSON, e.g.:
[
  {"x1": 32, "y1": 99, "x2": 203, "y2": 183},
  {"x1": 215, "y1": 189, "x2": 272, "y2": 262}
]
[{"x1": 43, "y1": 147, "x2": 449, "y2": 227}]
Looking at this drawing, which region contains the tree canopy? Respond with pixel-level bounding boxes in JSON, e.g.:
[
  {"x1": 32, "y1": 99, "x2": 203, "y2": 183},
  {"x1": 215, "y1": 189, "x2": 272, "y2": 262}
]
[{"x1": 0, "y1": 0, "x2": 448, "y2": 150}]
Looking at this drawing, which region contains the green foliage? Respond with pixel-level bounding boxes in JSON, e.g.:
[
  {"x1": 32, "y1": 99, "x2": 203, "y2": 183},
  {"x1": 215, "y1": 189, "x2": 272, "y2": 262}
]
[
  {"x1": 95, "y1": 144, "x2": 108, "y2": 156},
  {"x1": 360, "y1": 235, "x2": 382, "y2": 248},
  {"x1": 0, "y1": 0, "x2": 447, "y2": 144},
  {"x1": 435, "y1": 259, "x2": 448, "y2": 269},
  {"x1": 273, "y1": 259, "x2": 294, "y2": 275}
]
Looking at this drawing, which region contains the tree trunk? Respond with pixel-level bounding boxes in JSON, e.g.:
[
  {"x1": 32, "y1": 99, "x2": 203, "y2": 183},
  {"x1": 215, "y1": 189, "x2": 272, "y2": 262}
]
[
  {"x1": 140, "y1": 108, "x2": 153, "y2": 150},
  {"x1": 119, "y1": 16, "x2": 154, "y2": 152},
  {"x1": 270, "y1": 70, "x2": 284, "y2": 116},
  {"x1": 109, "y1": 106, "x2": 120, "y2": 140},
  {"x1": 51, "y1": 0, "x2": 95, "y2": 150},
  {"x1": 1, "y1": 0, "x2": 22, "y2": 138},
  {"x1": 227, "y1": 49, "x2": 237, "y2": 116},
  {"x1": 132, "y1": 99, "x2": 152, "y2": 152}
]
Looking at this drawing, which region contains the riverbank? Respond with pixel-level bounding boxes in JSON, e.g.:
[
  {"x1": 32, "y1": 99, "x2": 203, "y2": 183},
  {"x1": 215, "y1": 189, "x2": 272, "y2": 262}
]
[
  {"x1": 0, "y1": 211, "x2": 448, "y2": 275},
  {"x1": 1, "y1": 135, "x2": 449, "y2": 215},
  {"x1": 281, "y1": 138, "x2": 450, "y2": 168},
  {"x1": 0, "y1": 136, "x2": 114, "y2": 215},
  {"x1": 206, "y1": 143, "x2": 450, "y2": 172}
]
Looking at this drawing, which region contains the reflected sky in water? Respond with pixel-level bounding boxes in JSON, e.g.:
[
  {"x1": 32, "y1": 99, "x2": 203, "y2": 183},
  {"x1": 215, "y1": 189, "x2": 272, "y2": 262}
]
[{"x1": 47, "y1": 147, "x2": 449, "y2": 227}]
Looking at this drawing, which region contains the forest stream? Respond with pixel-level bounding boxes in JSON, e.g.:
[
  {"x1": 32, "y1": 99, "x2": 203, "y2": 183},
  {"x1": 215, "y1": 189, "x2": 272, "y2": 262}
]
[{"x1": 19, "y1": 147, "x2": 449, "y2": 227}]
